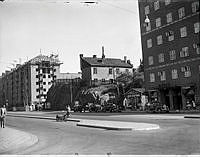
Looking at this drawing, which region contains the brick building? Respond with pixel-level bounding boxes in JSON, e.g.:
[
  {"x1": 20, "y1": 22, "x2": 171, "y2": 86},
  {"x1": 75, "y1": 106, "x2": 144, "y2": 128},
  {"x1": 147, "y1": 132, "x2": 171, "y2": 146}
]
[{"x1": 138, "y1": 0, "x2": 200, "y2": 110}]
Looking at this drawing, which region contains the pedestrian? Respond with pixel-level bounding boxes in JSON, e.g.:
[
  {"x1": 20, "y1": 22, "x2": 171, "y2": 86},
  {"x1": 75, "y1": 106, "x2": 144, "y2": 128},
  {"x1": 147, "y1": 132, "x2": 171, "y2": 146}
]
[
  {"x1": 0, "y1": 105, "x2": 7, "y2": 128},
  {"x1": 192, "y1": 100, "x2": 196, "y2": 109},
  {"x1": 66, "y1": 105, "x2": 71, "y2": 118}
]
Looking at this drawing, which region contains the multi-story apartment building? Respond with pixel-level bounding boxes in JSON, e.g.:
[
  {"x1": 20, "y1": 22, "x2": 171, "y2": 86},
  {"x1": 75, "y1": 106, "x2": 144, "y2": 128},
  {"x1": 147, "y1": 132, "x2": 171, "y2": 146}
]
[
  {"x1": 138, "y1": 0, "x2": 200, "y2": 110},
  {"x1": 0, "y1": 54, "x2": 62, "y2": 110},
  {"x1": 80, "y1": 48, "x2": 133, "y2": 86}
]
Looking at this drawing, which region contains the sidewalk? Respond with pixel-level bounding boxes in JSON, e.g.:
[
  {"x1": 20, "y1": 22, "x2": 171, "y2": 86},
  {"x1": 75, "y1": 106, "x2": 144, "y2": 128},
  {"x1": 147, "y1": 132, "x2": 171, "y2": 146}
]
[{"x1": 0, "y1": 127, "x2": 38, "y2": 154}]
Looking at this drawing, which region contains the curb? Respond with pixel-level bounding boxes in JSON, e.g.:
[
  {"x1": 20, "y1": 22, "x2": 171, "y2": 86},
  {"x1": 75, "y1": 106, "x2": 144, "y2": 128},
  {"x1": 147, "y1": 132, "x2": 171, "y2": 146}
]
[
  {"x1": 76, "y1": 123, "x2": 132, "y2": 130},
  {"x1": 7, "y1": 114, "x2": 80, "y2": 122},
  {"x1": 184, "y1": 116, "x2": 200, "y2": 119}
]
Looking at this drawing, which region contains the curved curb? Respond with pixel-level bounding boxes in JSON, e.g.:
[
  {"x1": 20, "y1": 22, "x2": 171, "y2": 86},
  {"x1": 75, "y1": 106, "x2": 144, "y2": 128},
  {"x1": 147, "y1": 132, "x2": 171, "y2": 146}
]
[
  {"x1": 76, "y1": 120, "x2": 160, "y2": 131},
  {"x1": 0, "y1": 127, "x2": 38, "y2": 154}
]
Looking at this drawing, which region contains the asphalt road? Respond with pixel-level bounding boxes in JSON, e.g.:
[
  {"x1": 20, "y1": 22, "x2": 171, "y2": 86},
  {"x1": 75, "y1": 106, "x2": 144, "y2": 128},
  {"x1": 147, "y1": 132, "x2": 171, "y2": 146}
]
[{"x1": 7, "y1": 114, "x2": 200, "y2": 155}]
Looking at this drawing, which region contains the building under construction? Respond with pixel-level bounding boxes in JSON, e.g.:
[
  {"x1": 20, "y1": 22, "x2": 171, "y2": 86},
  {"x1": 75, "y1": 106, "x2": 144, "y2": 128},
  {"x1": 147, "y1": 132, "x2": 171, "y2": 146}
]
[{"x1": 0, "y1": 54, "x2": 62, "y2": 110}]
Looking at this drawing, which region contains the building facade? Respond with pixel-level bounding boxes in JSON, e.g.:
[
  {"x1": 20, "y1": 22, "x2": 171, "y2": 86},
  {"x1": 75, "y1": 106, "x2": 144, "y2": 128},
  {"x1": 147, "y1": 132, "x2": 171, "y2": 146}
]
[
  {"x1": 0, "y1": 54, "x2": 62, "y2": 110},
  {"x1": 80, "y1": 50, "x2": 133, "y2": 86},
  {"x1": 138, "y1": 0, "x2": 200, "y2": 110}
]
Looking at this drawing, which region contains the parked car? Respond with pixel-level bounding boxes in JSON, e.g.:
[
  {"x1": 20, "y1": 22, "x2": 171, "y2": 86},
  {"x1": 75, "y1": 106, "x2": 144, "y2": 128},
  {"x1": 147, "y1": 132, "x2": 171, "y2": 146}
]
[
  {"x1": 102, "y1": 103, "x2": 121, "y2": 112},
  {"x1": 73, "y1": 104, "x2": 89, "y2": 112},
  {"x1": 146, "y1": 102, "x2": 169, "y2": 113},
  {"x1": 88, "y1": 103, "x2": 102, "y2": 112}
]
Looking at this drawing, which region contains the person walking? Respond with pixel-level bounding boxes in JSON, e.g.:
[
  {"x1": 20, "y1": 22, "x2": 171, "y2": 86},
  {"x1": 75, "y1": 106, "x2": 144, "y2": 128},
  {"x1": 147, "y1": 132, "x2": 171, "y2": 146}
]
[
  {"x1": 0, "y1": 105, "x2": 7, "y2": 128},
  {"x1": 66, "y1": 105, "x2": 71, "y2": 118}
]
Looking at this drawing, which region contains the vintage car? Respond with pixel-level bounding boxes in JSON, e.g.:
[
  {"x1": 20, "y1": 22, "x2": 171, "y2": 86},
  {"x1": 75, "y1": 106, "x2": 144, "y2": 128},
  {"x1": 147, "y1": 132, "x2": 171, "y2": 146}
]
[
  {"x1": 73, "y1": 104, "x2": 89, "y2": 112},
  {"x1": 146, "y1": 101, "x2": 169, "y2": 113},
  {"x1": 88, "y1": 103, "x2": 102, "y2": 112},
  {"x1": 101, "y1": 103, "x2": 121, "y2": 112}
]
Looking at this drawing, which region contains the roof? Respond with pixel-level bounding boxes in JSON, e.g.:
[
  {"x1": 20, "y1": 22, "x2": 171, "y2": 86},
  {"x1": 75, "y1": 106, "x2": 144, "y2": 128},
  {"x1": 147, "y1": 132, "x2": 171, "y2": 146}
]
[
  {"x1": 28, "y1": 54, "x2": 61, "y2": 64},
  {"x1": 81, "y1": 57, "x2": 133, "y2": 68}
]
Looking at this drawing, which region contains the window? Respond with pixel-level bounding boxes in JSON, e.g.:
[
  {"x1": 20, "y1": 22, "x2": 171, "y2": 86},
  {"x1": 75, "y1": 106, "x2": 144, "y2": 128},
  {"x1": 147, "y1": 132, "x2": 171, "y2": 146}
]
[
  {"x1": 178, "y1": 7, "x2": 185, "y2": 19},
  {"x1": 158, "y1": 53, "x2": 164, "y2": 63},
  {"x1": 102, "y1": 79, "x2": 105, "y2": 82},
  {"x1": 166, "y1": 13, "x2": 172, "y2": 23},
  {"x1": 43, "y1": 75, "x2": 46, "y2": 78},
  {"x1": 146, "y1": 22, "x2": 151, "y2": 31},
  {"x1": 180, "y1": 27, "x2": 187, "y2": 37},
  {"x1": 48, "y1": 75, "x2": 51, "y2": 78},
  {"x1": 165, "y1": 0, "x2": 171, "y2": 5},
  {"x1": 43, "y1": 88, "x2": 46, "y2": 92},
  {"x1": 43, "y1": 82, "x2": 46, "y2": 85},
  {"x1": 36, "y1": 89, "x2": 39, "y2": 92},
  {"x1": 109, "y1": 68, "x2": 113, "y2": 74},
  {"x1": 144, "y1": 5, "x2": 150, "y2": 15},
  {"x1": 157, "y1": 35, "x2": 163, "y2": 45},
  {"x1": 193, "y1": 43, "x2": 200, "y2": 54},
  {"x1": 93, "y1": 68, "x2": 97, "y2": 74},
  {"x1": 166, "y1": 31, "x2": 174, "y2": 41},
  {"x1": 156, "y1": 17, "x2": 161, "y2": 28},
  {"x1": 36, "y1": 75, "x2": 39, "y2": 78},
  {"x1": 116, "y1": 68, "x2": 120, "y2": 74},
  {"x1": 36, "y1": 68, "x2": 39, "y2": 72},
  {"x1": 194, "y1": 22, "x2": 200, "y2": 33},
  {"x1": 48, "y1": 82, "x2": 51, "y2": 85},
  {"x1": 36, "y1": 82, "x2": 39, "y2": 85},
  {"x1": 53, "y1": 69, "x2": 56, "y2": 72},
  {"x1": 94, "y1": 78, "x2": 98, "y2": 82},
  {"x1": 148, "y1": 56, "x2": 154, "y2": 65},
  {"x1": 172, "y1": 69, "x2": 178, "y2": 79},
  {"x1": 169, "y1": 50, "x2": 176, "y2": 60},
  {"x1": 192, "y1": 1, "x2": 199, "y2": 13},
  {"x1": 158, "y1": 71, "x2": 166, "y2": 81},
  {"x1": 147, "y1": 39, "x2": 152, "y2": 48},
  {"x1": 180, "y1": 47, "x2": 189, "y2": 57},
  {"x1": 150, "y1": 73, "x2": 155, "y2": 82},
  {"x1": 154, "y1": 1, "x2": 160, "y2": 11},
  {"x1": 181, "y1": 66, "x2": 191, "y2": 77}
]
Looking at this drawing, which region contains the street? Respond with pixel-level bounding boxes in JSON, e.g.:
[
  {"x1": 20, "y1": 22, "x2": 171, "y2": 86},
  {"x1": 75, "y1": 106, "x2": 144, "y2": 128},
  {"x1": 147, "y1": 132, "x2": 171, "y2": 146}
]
[{"x1": 6, "y1": 113, "x2": 200, "y2": 155}]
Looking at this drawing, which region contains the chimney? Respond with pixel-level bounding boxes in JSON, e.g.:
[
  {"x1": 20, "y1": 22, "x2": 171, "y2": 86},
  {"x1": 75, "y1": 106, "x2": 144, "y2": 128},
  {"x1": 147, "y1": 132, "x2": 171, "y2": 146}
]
[
  {"x1": 93, "y1": 55, "x2": 97, "y2": 58},
  {"x1": 80, "y1": 54, "x2": 83, "y2": 58},
  {"x1": 102, "y1": 46, "x2": 105, "y2": 59},
  {"x1": 124, "y1": 56, "x2": 127, "y2": 63}
]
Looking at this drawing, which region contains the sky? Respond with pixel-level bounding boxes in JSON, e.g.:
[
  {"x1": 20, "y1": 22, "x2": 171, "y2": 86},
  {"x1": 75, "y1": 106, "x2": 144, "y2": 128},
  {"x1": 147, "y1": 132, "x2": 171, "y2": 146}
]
[{"x1": 0, "y1": 0, "x2": 142, "y2": 74}]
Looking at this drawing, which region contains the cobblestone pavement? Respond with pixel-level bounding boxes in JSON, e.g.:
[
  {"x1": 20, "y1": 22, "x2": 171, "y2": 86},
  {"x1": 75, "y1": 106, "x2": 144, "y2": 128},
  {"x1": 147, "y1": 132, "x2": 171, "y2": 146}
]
[{"x1": 0, "y1": 127, "x2": 38, "y2": 154}]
